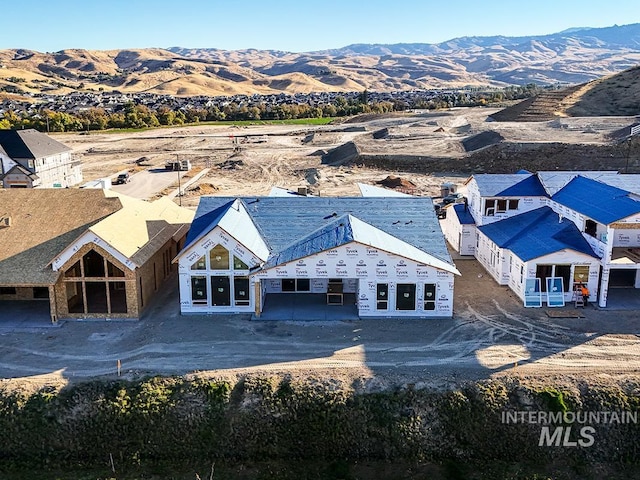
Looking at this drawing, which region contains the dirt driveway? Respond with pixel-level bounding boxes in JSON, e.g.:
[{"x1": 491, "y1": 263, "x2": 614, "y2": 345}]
[{"x1": 1, "y1": 257, "x2": 638, "y2": 391}]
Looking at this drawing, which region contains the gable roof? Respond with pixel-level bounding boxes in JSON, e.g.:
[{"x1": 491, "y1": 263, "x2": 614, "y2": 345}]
[
  {"x1": 0, "y1": 129, "x2": 71, "y2": 160},
  {"x1": 187, "y1": 196, "x2": 455, "y2": 269},
  {"x1": 551, "y1": 176, "x2": 640, "y2": 224},
  {"x1": 0, "y1": 189, "x2": 122, "y2": 285},
  {"x1": 497, "y1": 174, "x2": 547, "y2": 197},
  {"x1": 471, "y1": 173, "x2": 547, "y2": 197},
  {"x1": 0, "y1": 190, "x2": 194, "y2": 285},
  {"x1": 263, "y1": 214, "x2": 459, "y2": 274},
  {"x1": 537, "y1": 171, "x2": 618, "y2": 196},
  {"x1": 183, "y1": 198, "x2": 269, "y2": 261},
  {"x1": 86, "y1": 192, "x2": 194, "y2": 266},
  {"x1": 477, "y1": 206, "x2": 599, "y2": 262},
  {"x1": 1, "y1": 163, "x2": 39, "y2": 180},
  {"x1": 591, "y1": 175, "x2": 640, "y2": 197}
]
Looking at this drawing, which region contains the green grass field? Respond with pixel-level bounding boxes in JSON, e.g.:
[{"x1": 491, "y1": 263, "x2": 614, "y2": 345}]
[{"x1": 85, "y1": 117, "x2": 336, "y2": 134}]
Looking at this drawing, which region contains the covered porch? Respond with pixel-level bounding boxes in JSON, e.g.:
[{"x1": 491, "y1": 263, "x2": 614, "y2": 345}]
[
  {"x1": 252, "y1": 293, "x2": 359, "y2": 321},
  {"x1": 599, "y1": 287, "x2": 640, "y2": 310},
  {"x1": 601, "y1": 249, "x2": 640, "y2": 308}
]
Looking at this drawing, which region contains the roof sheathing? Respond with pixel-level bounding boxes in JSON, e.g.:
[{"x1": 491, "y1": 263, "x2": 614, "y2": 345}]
[
  {"x1": 0, "y1": 129, "x2": 71, "y2": 159},
  {"x1": 189, "y1": 196, "x2": 455, "y2": 268},
  {"x1": 0, "y1": 189, "x2": 122, "y2": 285},
  {"x1": 262, "y1": 214, "x2": 459, "y2": 274}
]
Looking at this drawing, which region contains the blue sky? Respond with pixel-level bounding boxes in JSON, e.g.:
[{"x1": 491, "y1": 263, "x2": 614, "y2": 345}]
[{"x1": 2, "y1": 0, "x2": 638, "y2": 52}]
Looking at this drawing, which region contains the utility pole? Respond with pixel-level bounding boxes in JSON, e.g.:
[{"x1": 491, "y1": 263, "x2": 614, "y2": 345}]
[{"x1": 176, "y1": 154, "x2": 182, "y2": 206}]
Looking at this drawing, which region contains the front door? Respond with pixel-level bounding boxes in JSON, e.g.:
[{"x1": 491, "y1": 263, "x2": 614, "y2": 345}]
[
  {"x1": 211, "y1": 276, "x2": 231, "y2": 306},
  {"x1": 396, "y1": 283, "x2": 416, "y2": 311}
]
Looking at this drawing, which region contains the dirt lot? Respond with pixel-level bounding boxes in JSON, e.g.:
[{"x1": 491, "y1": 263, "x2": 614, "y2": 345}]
[
  {"x1": 3, "y1": 108, "x2": 636, "y2": 390},
  {"x1": 58, "y1": 107, "x2": 639, "y2": 207}
]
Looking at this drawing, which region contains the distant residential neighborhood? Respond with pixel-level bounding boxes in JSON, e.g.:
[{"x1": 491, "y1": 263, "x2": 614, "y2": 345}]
[{"x1": 0, "y1": 86, "x2": 542, "y2": 131}]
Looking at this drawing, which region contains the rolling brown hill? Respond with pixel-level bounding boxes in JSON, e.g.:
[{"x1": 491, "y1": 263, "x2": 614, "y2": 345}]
[
  {"x1": 490, "y1": 66, "x2": 640, "y2": 121},
  {"x1": 0, "y1": 48, "x2": 350, "y2": 97},
  {"x1": 0, "y1": 23, "x2": 639, "y2": 98}
]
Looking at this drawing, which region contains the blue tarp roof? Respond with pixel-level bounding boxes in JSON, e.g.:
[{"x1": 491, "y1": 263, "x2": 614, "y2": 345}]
[
  {"x1": 187, "y1": 196, "x2": 454, "y2": 266},
  {"x1": 184, "y1": 199, "x2": 235, "y2": 247},
  {"x1": 452, "y1": 203, "x2": 475, "y2": 225},
  {"x1": 552, "y1": 176, "x2": 640, "y2": 224},
  {"x1": 498, "y1": 174, "x2": 547, "y2": 197},
  {"x1": 472, "y1": 174, "x2": 548, "y2": 197},
  {"x1": 477, "y1": 207, "x2": 599, "y2": 261}
]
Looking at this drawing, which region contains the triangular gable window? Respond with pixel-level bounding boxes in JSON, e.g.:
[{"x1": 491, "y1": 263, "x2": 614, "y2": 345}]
[
  {"x1": 191, "y1": 256, "x2": 206, "y2": 270},
  {"x1": 107, "y1": 260, "x2": 125, "y2": 277},
  {"x1": 233, "y1": 255, "x2": 249, "y2": 270}
]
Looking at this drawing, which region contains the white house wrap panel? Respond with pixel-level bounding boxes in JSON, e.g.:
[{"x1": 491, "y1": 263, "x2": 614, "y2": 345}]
[
  {"x1": 256, "y1": 241, "x2": 455, "y2": 317},
  {"x1": 178, "y1": 226, "x2": 263, "y2": 313}
]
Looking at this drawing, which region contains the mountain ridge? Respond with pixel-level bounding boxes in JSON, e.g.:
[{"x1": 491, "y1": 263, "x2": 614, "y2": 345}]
[{"x1": 0, "y1": 23, "x2": 639, "y2": 97}]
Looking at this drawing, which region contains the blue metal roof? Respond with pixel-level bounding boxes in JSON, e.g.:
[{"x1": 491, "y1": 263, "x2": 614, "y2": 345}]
[
  {"x1": 552, "y1": 176, "x2": 640, "y2": 224},
  {"x1": 472, "y1": 174, "x2": 548, "y2": 197},
  {"x1": 452, "y1": 203, "x2": 475, "y2": 225},
  {"x1": 477, "y1": 207, "x2": 599, "y2": 261},
  {"x1": 188, "y1": 196, "x2": 454, "y2": 266}
]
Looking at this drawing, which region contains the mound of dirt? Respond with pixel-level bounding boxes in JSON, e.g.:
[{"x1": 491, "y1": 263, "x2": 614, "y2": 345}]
[
  {"x1": 376, "y1": 175, "x2": 416, "y2": 190},
  {"x1": 462, "y1": 131, "x2": 504, "y2": 152},
  {"x1": 489, "y1": 84, "x2": 587, "y2": 122},
  {"x1": 372, "y1": 128, "x2": 389, "y2": 139},
  {"x1": 321, "y1": 141, "x2": 361, "y2": 165},
  {"x1": 308, "y1": 149, "x2": 327, "y2": 156},
  {"x1": 217, "y1": 159, "x2": 244, "y2": 169},
  {"x1": 189, "y1": 182, "x2": 219, "y2": 194}
]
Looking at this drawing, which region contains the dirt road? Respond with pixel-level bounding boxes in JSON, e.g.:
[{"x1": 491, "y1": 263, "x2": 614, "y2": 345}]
[
  {"x1": 111, "y1": 168, "x2": 189, "y2": 199},
  {"x1": 1, "y1": 258, "x2": 638, "y2": 391}
]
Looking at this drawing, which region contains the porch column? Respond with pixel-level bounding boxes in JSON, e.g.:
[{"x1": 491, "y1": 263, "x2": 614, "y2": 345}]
[
  {"x1": 48, "y1": 284, "x2": 58, "y2": 323},
  {"x1": 598, "y1": 265, "x2": 609, "y2": 308},
  {"x1": 254, "y1": 279, "x2": 261, "y2": 318}
]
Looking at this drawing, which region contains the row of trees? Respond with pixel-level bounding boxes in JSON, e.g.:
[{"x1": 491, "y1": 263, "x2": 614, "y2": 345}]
[
  {"x1": 0, "y1": 86, "x2": 543, "y2": 132},
  {"x1": 0, "y1": 98, "x2": 398, "y2": 132}
]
